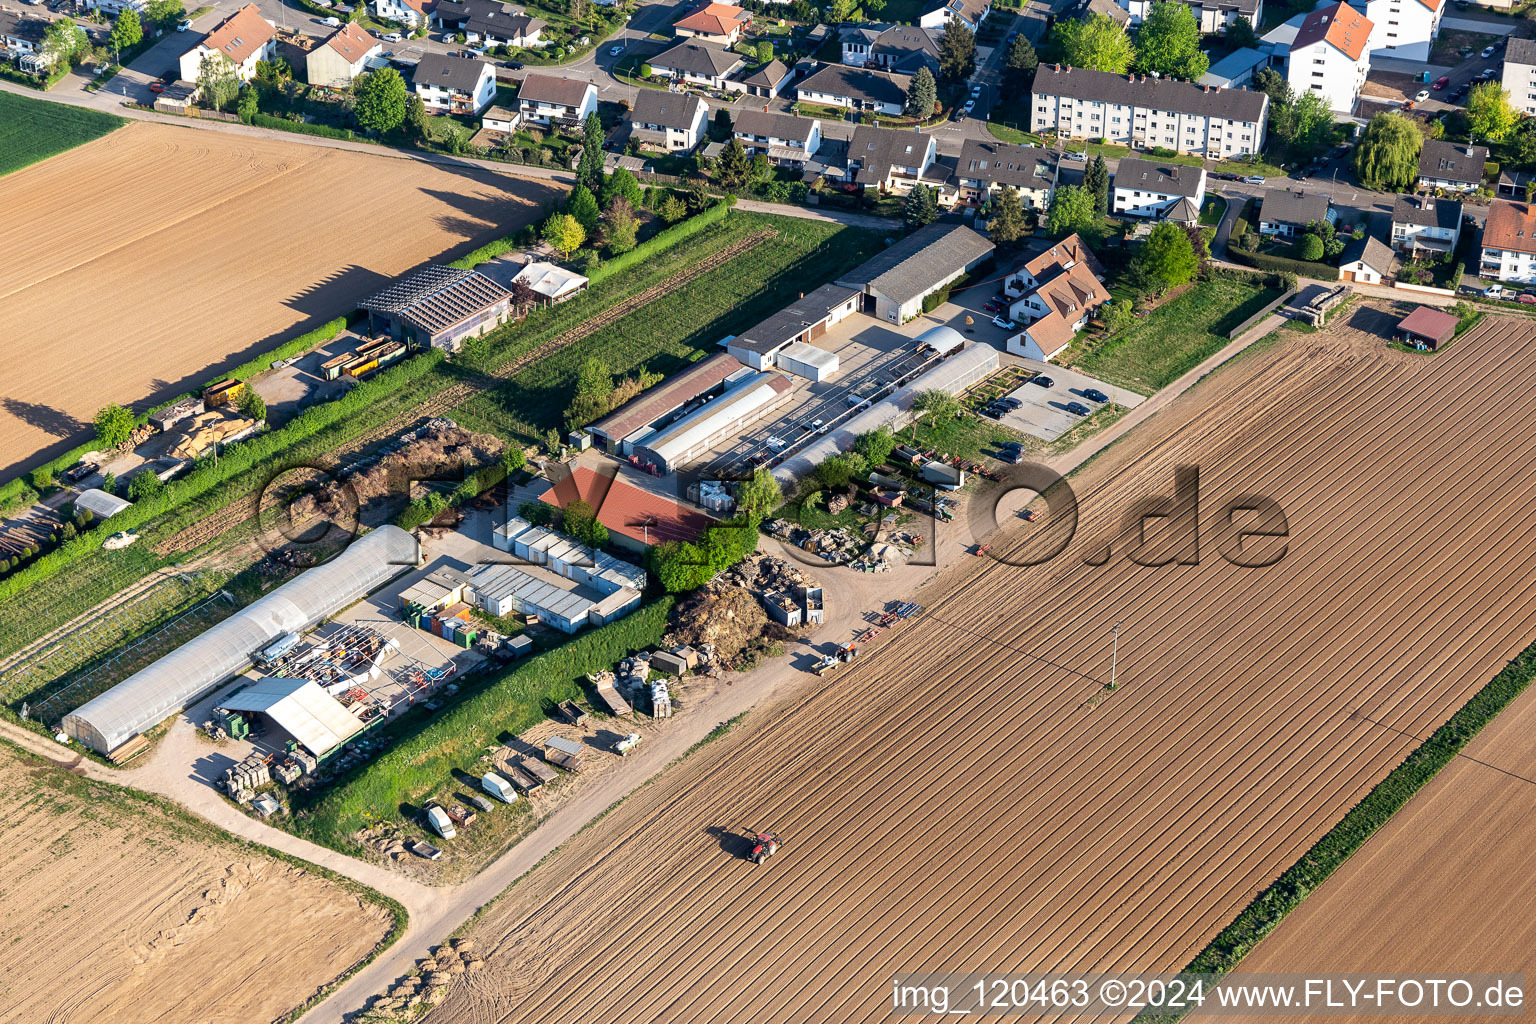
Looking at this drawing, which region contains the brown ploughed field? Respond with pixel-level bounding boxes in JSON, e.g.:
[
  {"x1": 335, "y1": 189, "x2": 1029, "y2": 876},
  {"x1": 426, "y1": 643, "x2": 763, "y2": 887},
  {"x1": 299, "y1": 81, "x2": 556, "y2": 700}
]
[
  {"x1": 427, "y1": 307, "x2": 1536, "y2": 1024},
  {"x1": 0, "y1": 122, "x2": 562, "y2": 476},
  {"x1": 0, "y1": 742, "x2": 393, "y2": 1023},
  {"x1": 1227, "y1": 679, "x2": 1536, "y2": 1022}
]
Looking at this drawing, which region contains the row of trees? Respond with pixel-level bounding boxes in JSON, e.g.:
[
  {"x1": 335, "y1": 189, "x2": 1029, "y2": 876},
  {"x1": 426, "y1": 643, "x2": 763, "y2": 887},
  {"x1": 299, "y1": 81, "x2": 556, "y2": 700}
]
[{"x1": 1053, "y1": 1, "x2": 1214, "y2": 82}]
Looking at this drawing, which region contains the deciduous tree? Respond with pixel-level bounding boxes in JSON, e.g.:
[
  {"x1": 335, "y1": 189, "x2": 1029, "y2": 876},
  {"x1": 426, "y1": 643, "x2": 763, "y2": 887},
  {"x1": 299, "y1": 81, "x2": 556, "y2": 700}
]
[
  {"x1": 1467, "y1": 81, "x2": 1518, "y2": 142},
  {"x1": 110, "y1": 8, "x2": 142, "y2": 58},
  {"x1": 603, "y1": 196, "x2": 638, "y2": 254},
  {"x1": 541, "y1": 212, "x2": 586, "y2": 258},
  {"x1": 1138, "y1": 221, "x2": 1198, "y2": 291},
  {"x1": 197, "y1": 51, "x2": 240, "y2": 111},
  {"x1": 354, "y1": 67, "x2": 408, "y2": 133},
  {"x1": 1352, "y1": 110, "x2": 1422, "y2": 189},
  {"x1": 1134, "y1": 1, "x2": 1206, "y2": 80},
  {"x1": 735, "y1": 466, "x2": 782, "y2": 521},
  {"x1": 1053, "y1": 14, "x2": 1133, "y2": 74},
  {"x1": 1046, "y1": 184, "x2": 1095, "y2": 237},
  {"x1": 602, "y1": 166, "x2": 644, "y2": 207},
  {"x1": 94, "y1": 404, "x2": 134, "y2": 448},
  {"x1": 42, "y1": 18, "x2": 88, "y2": 70}
]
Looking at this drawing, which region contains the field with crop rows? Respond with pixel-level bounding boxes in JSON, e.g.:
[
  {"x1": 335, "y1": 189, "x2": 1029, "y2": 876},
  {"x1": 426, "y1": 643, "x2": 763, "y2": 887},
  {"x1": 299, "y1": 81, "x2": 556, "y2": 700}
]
[
  {"x1": 431, "y1": 305, "x2": 1536, "y2": 1024},
  {"x1": 0, "y1": 91, "x2": 124, "y2": 177}
]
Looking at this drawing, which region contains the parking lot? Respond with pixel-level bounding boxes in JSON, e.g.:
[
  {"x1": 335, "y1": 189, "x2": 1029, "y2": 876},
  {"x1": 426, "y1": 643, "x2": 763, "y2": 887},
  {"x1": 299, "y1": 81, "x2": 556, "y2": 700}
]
[{"x1": 988, "y1": 358, "x2": 1145, "y2": 441}]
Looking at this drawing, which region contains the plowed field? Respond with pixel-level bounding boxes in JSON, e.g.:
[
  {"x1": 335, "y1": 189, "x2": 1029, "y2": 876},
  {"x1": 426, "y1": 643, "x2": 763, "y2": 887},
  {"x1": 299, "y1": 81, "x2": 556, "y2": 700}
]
[
  {"x1": 0, "y1": 122, "x2": 562, "y2": 477},
  {"x1": 0, "y1": 742, "x2": 394, "y2": 1024},
  {"x1": 429, "y1": 308, "x2": 1536, "y2": 1024},
  {"x1": 1228, "y1": 669, "x2": 1536, "y2": 1022}
]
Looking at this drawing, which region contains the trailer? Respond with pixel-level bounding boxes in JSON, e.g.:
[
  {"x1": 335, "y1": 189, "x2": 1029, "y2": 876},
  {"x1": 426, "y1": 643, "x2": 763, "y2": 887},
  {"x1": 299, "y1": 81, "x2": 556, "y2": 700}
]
[
  {"x1": 409, "y1": 838, "x2": 442, "y2": 860},
  {"x1": 517, "y1": 757, "x2": 557, "y2": 788},
  {"x1": 615, "y1": 733, "x2": 642, "y2": 757},
  {"x1": 589, "y1": 671, "x2": 632, "y2": 716},
  {"x1": 544, "y1": 735, "x2": 583, "y2": 772},
  {"x1": 557, "y1": 699, "x2": 588, "y2": 727},
  {"x1": 202, "y1": 379, "x2": 246, "y2": 408}
]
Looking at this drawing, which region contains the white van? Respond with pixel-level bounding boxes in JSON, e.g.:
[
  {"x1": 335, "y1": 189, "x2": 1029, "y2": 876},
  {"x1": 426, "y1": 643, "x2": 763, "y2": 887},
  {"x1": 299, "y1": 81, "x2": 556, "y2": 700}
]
[
  {"x1": 425, "y1": 804, "x2": 456, "y2": 839},
  {"x1": 323, "y1": 16, "x2": 341, "y2": 26},
  {"x1": 482, "y1": 772, "x2": 518, "y2": 804}
]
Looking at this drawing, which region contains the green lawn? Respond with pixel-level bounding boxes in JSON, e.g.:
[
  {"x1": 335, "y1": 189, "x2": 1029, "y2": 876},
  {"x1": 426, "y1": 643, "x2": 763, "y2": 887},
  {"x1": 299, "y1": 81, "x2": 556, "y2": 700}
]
[
  {"x1": 1199, "y1": 195, "x2": 1228, "y2": 227},
  {"x1": 1067, "y1": 275, "x2": 1286, "y2": 394},
  {"x1": 0, "y1": 91, "x2": 125, "y2": 177}
]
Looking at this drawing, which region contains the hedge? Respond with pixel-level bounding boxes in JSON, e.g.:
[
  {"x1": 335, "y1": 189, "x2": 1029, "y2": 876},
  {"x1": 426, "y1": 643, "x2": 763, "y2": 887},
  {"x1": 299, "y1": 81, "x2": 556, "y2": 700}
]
[
  {"x1": 250, "y1": 112, "x2": 361, "y2": 141},
  {"x1": 588, "y1": 197, "x2": 735, "y2": 286},
  {"x1": 212, "y1": 313, "x2": 355, "y2": 386},
  {"x1": 1228, "y1": 246, "x2": 1338, "y2": 280},
  {"x1": 1135, "y1": 638, "x2": 1536, "y2": 1022},
  {"x1": 295, "y1": 595, "x2": 676, "y2": 842},
  {"x1": 448, "y1": 227, "x2": 538, "y2": 270}
]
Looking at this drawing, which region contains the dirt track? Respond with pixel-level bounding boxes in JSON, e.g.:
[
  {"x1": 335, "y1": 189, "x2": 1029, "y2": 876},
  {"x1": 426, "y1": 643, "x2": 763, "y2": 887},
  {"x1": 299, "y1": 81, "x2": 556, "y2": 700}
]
[
  {"x1": 427, "y1": 309, "x2": 1536, "y2": 1023},
  {"x1": 0, "y1": 741, "x2": 391, "y2": 1024},
  {"x1": 0, "y1": 122, "x2": 562, "y2": 478}
]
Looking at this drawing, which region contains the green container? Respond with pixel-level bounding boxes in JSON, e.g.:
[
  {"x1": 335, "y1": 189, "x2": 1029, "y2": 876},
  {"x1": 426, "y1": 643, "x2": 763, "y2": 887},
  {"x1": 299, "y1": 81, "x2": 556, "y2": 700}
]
[
  {"x1": 457, "y1": 631, "x2": 475, "y2": 648},
  {"x1": 225, "y1": 713, "x2": 250, "y2": 740}
]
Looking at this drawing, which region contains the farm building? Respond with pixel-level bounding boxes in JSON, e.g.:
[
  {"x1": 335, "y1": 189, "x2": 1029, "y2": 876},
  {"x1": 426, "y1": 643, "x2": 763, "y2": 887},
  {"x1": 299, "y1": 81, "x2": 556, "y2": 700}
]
[
  {"x1": 215, "y1": 677, "x2": 364, "y2": 758},
  {"x1": 75, "y1": 488, "x2": 131, "y2": 520},
  {"x1": 540, "y1": 464, "x2": 714, "y2": 552},
  {"x1": 491, "y1": 516, "x2": 648, "y2": 593},
  {"x1": 586, "y1": 353, "x2": 752, "y2": 455},
  {"x1": 62, "y1": 525, "x2": 420, "y2": 757},
  {"x1": 834, "y1": 223, "x2": 995, "y2": 323},
  {"x1": 512, "y1": 261, "x2": 589, "y2": 304},
  {"x1": 360, "y1": 265, "x2": 513, "y2": 352},
  {"x1": 1395, "y1": 306, "x2": 1458, "y2": 351},
  {"x1": 465, "y1": 562, "x2": 640, "y2": 633},
  {"x1": 726, "y1": 284, "x2": 859, "y2": 372},
  {"x1": 627, "y1": 371, "x2": 793, "y2": 474},
  {"x1": 773, "y1": 341, "x2": 999, "y2": 485}
]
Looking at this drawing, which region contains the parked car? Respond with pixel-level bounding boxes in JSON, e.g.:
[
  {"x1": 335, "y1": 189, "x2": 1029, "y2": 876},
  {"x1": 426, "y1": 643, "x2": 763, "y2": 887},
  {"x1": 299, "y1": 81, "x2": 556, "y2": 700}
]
[
  {"x1": 983, "y1": 300, "x2": 1004, "y2": 313},
  {"x1": 980, "y1": 407, "x2": 1003, "y2": 420},
  {"x1": 1083, "y1": 388, "x2": 1109, "y2": 403},
  {"x1": 176, "y1": 17, "x2": 191, "y2": 29},
  {"x1": 1482, "y1": 45, "x2": 1498, "y2": 58},
  {"x1": 1517, "y1": 294, "x2": 1536, "y2": 306},
  {"x1": 323, "y1": 15, "x2": 341, "y2": 25},
  {"x1": 148, "y1": 78, "x2": 167, "y2": 92},
  {"x1": 1065, "y1": 401, "x2": 1091, "y2": 416},
  {"x1": 1065, "y1": 150, "x2": 1088, "y2": 161},
  {"x1": 383, "y1": 31, "x2": 402, "y2": 41},
  {"x1": 1481, "y1": 68, "x2": 1497, "y2": 80},
  {"x1": 991, "y1": 315, "x2": 1017, "y2": 330},
  {"x1": 1000, "y1": 397, "x2": 1022, "y2": 409},
  {"x1": 1031, "y1": 375, "x2": 1054, "y2": 388},
  {"x1": 970, "y1": 85, "x2": 981, "y2": 97},
  {"x1": 1414, "y1": 88, "x2": 1431, "y2": 102},
  {"x1": 1240, "y1": 174, "x2": 1266, "y2": 184},
  {"x1": 501, "y1": 60, "x2": 524, "y2": 69},
  {"x1": 1433, "y1": 76, "x2": 1450, "y2": 90},
  {"x1": 609, "y1": 43, "x2": 624, "y2": 55},
  {"x1": 1484, "y1": 283, "x2": 1505, "y2": 298},
  {"x1": 962, "y1": 100, "x2": 975, "y2": 113}
]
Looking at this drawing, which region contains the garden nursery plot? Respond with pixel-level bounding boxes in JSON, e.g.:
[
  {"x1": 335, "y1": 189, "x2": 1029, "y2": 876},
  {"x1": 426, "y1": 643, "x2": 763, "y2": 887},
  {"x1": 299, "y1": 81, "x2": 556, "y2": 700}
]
[{"x1": 427, "y1": 312, "x2": 1536, "y2": 1024}]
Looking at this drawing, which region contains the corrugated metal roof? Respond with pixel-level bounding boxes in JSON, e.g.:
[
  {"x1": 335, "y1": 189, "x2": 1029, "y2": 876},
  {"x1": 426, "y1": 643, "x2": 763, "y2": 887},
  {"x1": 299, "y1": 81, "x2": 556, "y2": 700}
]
[{"x1": 218, "y1": 677, "x2": 363, "y2": 757}]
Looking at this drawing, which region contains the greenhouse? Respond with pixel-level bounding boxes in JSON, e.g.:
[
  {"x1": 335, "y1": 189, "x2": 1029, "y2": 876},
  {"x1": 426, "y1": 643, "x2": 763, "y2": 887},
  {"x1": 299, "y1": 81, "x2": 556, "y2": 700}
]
[{"x1": 62, "y1": 526, "x2": 420, "y2": 756}]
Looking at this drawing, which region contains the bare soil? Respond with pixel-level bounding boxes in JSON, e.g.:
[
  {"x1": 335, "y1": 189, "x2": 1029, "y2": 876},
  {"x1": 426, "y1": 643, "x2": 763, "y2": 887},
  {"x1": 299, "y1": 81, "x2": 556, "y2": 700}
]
[
  {"x1": 424, "y1": 310, "x2": 1536, "y2": 1023},
  {"x1": 0, "y1": 122, "x2": 563, "y2": 478},
  {"x1": 0, "y1": 742, "x2": 393, "y2": 1024}
]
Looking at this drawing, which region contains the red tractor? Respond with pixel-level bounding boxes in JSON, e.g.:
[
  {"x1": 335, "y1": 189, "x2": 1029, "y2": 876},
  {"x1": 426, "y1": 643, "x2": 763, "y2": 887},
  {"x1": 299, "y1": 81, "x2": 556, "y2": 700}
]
[{"x1": 748, "y1": 830, "x2": 782, "y2": 866}]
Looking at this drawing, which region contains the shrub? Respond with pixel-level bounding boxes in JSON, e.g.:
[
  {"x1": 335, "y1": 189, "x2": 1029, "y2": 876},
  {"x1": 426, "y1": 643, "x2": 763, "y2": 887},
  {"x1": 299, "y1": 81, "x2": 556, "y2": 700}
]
[{"x1": 1227, "y1": 246, "x2": 1335, "y2": 279}]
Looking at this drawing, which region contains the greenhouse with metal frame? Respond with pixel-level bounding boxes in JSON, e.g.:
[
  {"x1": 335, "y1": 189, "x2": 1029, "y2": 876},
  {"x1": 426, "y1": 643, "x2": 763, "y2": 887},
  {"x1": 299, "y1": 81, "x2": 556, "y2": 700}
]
[{"x1": 63, "y1": 525, "x2": 420, "y2": 756}]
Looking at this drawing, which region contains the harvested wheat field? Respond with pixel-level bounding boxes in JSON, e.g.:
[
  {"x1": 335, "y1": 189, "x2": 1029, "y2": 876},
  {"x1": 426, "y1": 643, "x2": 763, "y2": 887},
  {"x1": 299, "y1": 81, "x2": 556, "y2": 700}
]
[
  {"x1": 428, "y1": 308, "x2": 1536, "y2": 1024},
  {"x1": 1226, "y1": 672, "x2": 1536, "y2": 1022},
  {"x1": 0, "y1": 121, "x2": 562, "y2": 477},
  {"x1": 0, "y1": 742, "x2": 395, "y2": 1023}
]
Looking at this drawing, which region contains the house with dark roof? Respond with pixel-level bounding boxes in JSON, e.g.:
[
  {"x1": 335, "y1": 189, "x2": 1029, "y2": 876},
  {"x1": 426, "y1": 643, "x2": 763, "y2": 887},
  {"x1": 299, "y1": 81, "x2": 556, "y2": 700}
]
[
  {"x1": 674, "y1": 1, "x2": 752, "y2": 44},
  {"x1": 732, "y1": 110, "x2": 822, "y2": 167},
  {"x1": 1479, "y1": 201, "x2": 1536, "y2": 283},
  {"x1": 919, "y1": 0, "x2": 989, "y2": 32},
  {"x1": 360, "y1": 266, "x2": 513, "y2": 352},
  {"x1": 835, "y1": 223, "x2": 995, "y2": 323},
  {"x1": 1259, "y1": 190, "x2": 1333, "y2": 238},
  {"x1": 413, "y1": 53, "x2": 496, "y2": 114},
  {"x1": 796, "y1": 63, "x2": 909, "y2": 115},
  {"x1": 1002, "y1": 234, "x2": 1108, "y2": 359},
  {"x1": 1338, "y1": 233, "x2": 1393, "y2": 285},
  {"x1": 957, "y1": 138, "x2": 1058, "y2": 209},
  {"x1": 1391, "y1": 195, "x2": 1461, "y2": 253},
  {"x1": 516, "y1": 73, "x2": 596, "y2": 124},
  {"x1": 648, "y1": 39, "x2": 744, "y2": 90},
  {"x1": 0, "y1": 8, "x2": 53, "y2": 55},
  {"x1": 1030, "y1": 65, "x2": 1269, "y2": 158},
  {"x1": 726, "y1": 283, "x2": 860, "y2": 370},
  {"x1": 1121, "y1": 0, "x2": 1260, "y2": 34},
  {"x1": 628, "y1": 90, "x2": 709, "y2": 152},
  {"x1": 1504, "y1": 36, "x2": 1536, "y2": 116},
  {"x1": 840, "y1": 23, "x2": 941, "y2": 76},
  {"x1": 845, "y1": 123, "x2": 937, "y2": 192},
  {"x1": 1284, "y1": 1, "x2": 1373, "y2": 114},
  {"x1": 734, "y1": 58, "x2": 790, "y2": 98},
  {"x1": 434, "y1": 0, "x2": 546, "y2": 46},
  {"x1": 306, "y1": 21, "x2": 382, "y2": 89},
  {"x1": 1417, "y1": 139, "x2": 1488, "y2": 193},
  {"x1": 177, "y1": 4, "x2": 275, "y2": 83},
  {"x1": 1112, "y1": 157, "x2": 1207, "y2": 221}
]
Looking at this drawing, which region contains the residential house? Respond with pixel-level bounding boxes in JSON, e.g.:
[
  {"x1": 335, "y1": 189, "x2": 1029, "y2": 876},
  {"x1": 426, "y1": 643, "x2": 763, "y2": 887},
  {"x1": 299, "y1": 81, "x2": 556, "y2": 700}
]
[
  {"x1": 1001, "y1": 234, "x2": 1108, "y2": 359},
  {"x1": 1030, "y1": 65, "x2": 1269, "y2": 158},
  {"x1": 1338, "y1": 233, "x2": 1393, "y2": 284},
  {"x1": 1350, "y1": 0, "x2": 1442, "y2": 61},
  {"x1": 1120, "y1": 0, "x2": 1261, "y2": 33},
  {"x1": 1111, "y1": 157, "x2": 1206, "y2": 220},
  {"x1": 628, "y1": 90, "x2": 709, "y2": 152},
  {"x1": 673, "y1": 1, "x2": 752, "y2": 45},
  {"x1": 177, "y1": 4, "x2": 276, "y2": 83},
  {"x1": 647, "y1": 39, "x2": 745, "y2": 90},
  {"x1": 846, "y1": 123, "x2": 937, "y2": 192},
  {"x1": 918, "y1": 0, "x2": 989, "y2": 32},
  {"x1": 85, "y1": 0, "x2": 145, "y2": 15},
  {"x1": 412, "y1": 52, "x2": 496, "y2": 114},
  {"x1": 1503, "y1": 36, "x2": 1536, "y2": 116},
  {"x1": 435, "y1": 0, "x2": 546, "y2": 47},
  {"x1": 796, "y1": 63, "x2": 908, "y2": 115},
  {"x1": 374, "y1": 0, "x2": 429, "y2": 28},
  {"x1": 0, "y1": 8, "x2": 51, "y2": 55},
  {"x1": 1068, "y1": 0, "x2": 1130, "y2": 26},
  {"x1": 1417, "y1": 139, "x2": 1488, "y2": 193},
  {"x1": 1258, "y1": 190, "x2": 1333, "y2": 237},
  {"x1": 305, "y1": 21, "x2": 382, "y2": 89},
  {"x1": 1479, "y1": 201, "x2": 1536, "y2": 283},
  {"x1": 482, "y1": 104, "x2": 521, "y2": 133},
  {"x1": 956, "y1": 137, "x2": 1058, "y2": 209},
  {"x1": 841, "y1": 23, "x2": 941, "y2": 76},
  {"x1": 1285, "y1": 2, "x2": 1372, "y2": 115},
  {"x1": 1390, "y1": 195, "x2": 1461, "y2": 253},
  {"x1": 736, "y1": 58, "x2": 790, "y2": 97},
  {"x1": 834, "y1": 222, "x2": 995, "y2": 323},
  {"x1": 732, "y1": 109, "x2": 821, "y2": 167},
  {"x1": 516, "y1": 73, "x2": 596, "y2": 125}
]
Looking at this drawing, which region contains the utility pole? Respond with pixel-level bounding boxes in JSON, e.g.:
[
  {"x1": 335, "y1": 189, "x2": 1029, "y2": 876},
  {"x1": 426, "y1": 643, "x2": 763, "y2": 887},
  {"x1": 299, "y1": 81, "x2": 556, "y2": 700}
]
[{"x1": 1110, "y1": 622, "x2": 1120, "y2": 690}]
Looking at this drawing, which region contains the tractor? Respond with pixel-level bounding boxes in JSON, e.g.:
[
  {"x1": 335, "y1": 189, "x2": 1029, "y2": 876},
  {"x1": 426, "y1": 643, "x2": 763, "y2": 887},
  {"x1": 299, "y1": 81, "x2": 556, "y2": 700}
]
[{"x1": 748, "y1": 830, "x2": 782, "y2": 866}]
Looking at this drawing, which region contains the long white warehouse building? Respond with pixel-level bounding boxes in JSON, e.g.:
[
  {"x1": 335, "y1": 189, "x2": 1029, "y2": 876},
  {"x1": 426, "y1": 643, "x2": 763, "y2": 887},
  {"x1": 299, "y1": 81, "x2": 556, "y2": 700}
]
[{"x1": 63, "y1": 525, "x2": 421, "y2": 756}]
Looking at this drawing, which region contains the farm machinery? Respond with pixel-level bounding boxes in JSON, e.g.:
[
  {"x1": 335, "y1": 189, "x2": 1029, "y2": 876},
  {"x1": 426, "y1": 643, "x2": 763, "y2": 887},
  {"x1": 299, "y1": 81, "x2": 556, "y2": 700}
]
[
  {"x1": 748, "y1": 830, "x2": 783, "y2": 866},
  {"x1": 814, "y1": 642, "x2": 859, "y2": 677}
]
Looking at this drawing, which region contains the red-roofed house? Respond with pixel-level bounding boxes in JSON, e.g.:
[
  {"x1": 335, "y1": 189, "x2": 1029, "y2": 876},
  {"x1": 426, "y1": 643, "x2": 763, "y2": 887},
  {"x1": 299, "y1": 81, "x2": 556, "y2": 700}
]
[
  {"x1": 1286, "y1": 2, "x2": 1373, "y2": 114},
  {"x1": 542, "y1": 466, "x2": 713, "y2": 552},
  {"x1": 674, "y1": 2, "x2": 752, "y2": 44},
  {"x1": 306, "y1": 21, "x2": 382, "y2": 89},
  {"x1": 178, "y1": 4, "x2": 276, "y2": 83},
  {"x1": 375, "y1": 0, "x2": 430, "y2": 27},
  {"x1": 1000, "y1": 234, "x2": 1108, "y2": 359}
]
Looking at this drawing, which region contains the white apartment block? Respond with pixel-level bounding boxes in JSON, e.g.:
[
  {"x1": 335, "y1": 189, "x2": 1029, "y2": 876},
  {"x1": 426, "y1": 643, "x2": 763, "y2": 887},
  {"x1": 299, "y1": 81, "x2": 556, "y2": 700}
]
[
  {"x1": 1030, "y1": 65, "x2": 1269, "y2": 158},
  {"x1": 1350, "y1": 0, "x2": 1442, "y2": 62},
  {"x1": 1479, "y1": 201, "x2": 1536, "y2": 283},
  {"x1": 1286, "y1": 2, "x2": 1373, "y2": 115},
  {"x1": 1503, "y1": 37, "x2": 1536, "y2": 116},
  {"x1": 1111, "y1": 157, "x2": 1207, "y2": 219}
]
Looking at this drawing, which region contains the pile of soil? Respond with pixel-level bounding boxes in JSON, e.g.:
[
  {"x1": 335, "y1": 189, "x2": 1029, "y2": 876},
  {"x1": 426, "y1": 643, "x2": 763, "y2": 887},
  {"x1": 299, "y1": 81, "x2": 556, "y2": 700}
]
[{"x1": 669, "y1": 555, "x2": 821, "y2": 667}]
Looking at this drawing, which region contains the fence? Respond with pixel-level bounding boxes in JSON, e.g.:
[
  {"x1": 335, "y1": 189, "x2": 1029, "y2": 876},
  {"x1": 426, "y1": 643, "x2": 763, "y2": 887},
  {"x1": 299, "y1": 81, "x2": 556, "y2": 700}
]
[
  {"x1": 1392, "y1": 280, "x2": 1456, "y2": 297},
  {"x1": 1226, "y1": 288, "x2": 1297, "y2": 339}
]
